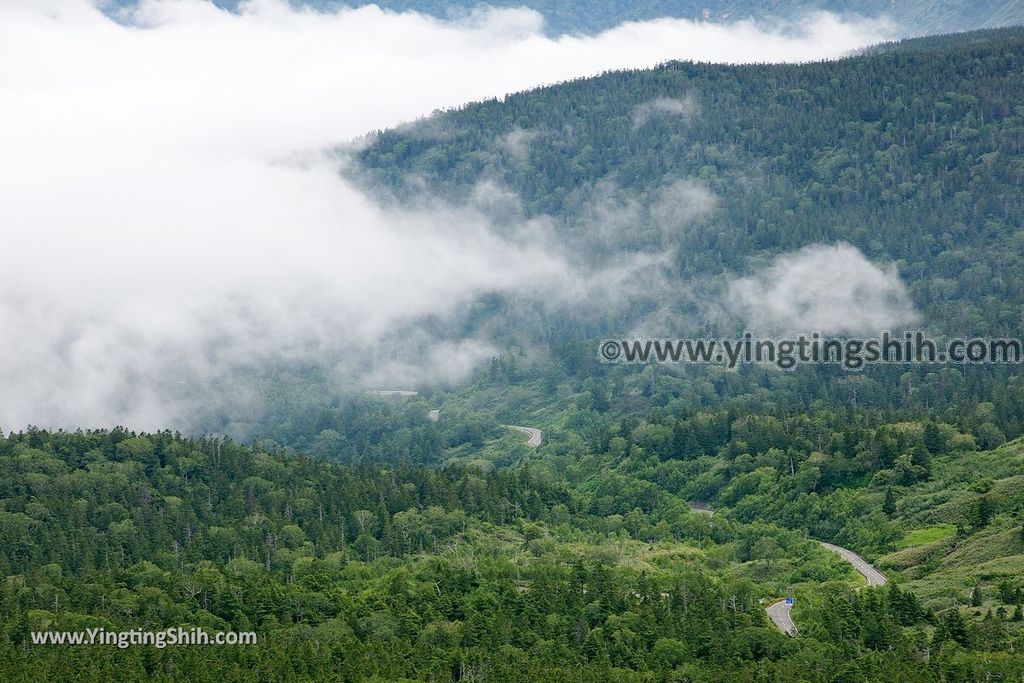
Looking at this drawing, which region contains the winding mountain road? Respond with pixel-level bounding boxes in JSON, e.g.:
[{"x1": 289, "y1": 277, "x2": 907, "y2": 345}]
[
  {"x1": 690, "y1": 503, "x2": 887, "y2": 636},
  {"x1": 504, "y1": 425, "x2": 542, "y2": 447},
  {"x1": 819, "y1": 541, "x2": 888, "y2": 586},
  {"x1": 766, "y1": 600, "x2": 797, "y2": 636},
  {"x1": 764, "y1": 543, "x2": 887, "y2": 636}
]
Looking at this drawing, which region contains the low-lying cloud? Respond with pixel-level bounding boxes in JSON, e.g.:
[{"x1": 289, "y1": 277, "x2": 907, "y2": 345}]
[
  {"x1": 727, "y1": 242, "x2": 920, "y2": 335},
  {"x1": 0, "y1": 0, "x2": 895, "y2": 432}
]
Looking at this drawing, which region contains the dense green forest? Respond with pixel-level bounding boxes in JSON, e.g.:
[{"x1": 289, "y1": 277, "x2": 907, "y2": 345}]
[{"x1": 1, "y1": 427, "x2": 1021, "y2": 680}]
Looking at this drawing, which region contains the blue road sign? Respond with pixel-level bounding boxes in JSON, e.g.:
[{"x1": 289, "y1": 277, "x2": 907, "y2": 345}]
[{"x1": 785, "y1": 597, "x2": 794, "y2": 604}]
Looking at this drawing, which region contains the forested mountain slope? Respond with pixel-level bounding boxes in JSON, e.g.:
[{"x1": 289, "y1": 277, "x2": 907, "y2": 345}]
[
  {"x1": 214, "y1": 29, "x2": 1024, "y2": 466},
  {"x1": 355, "y1": 28, "x2": 1024, "y2": 340}
]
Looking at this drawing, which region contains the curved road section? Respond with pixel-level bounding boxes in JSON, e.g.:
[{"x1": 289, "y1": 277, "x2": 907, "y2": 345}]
[
  {"x1": 766, "y1": 600, "x2": 797, "y2": 636},
  {"x1": 765, "y1": 543, "x2": 887, "y2": 636},
  {"x1": 819, "y1": 542, "x2": 888, "y2": 586},
  {"x1": 505, "y1": 425, "x2": 542, "y2": 447}
]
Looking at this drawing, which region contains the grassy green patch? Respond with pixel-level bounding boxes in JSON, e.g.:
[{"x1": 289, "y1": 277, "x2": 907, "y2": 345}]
[{"x1": 898, "y1": 524, "x2": 957, "y2": 548}]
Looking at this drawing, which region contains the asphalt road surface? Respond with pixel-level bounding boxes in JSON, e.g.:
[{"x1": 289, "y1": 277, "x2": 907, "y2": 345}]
[
  {"x1": 766, "y1": 600, "x2": 797, "y2": 636},
  {"x1": 505, "y1": 425, "x2": 542, "y2": 446},
  {"x1": 819, "y1": 542, "x2": 888, "y2": 586}
]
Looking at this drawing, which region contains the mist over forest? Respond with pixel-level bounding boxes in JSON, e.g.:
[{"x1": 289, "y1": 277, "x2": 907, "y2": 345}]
[{"x1": 1, "y1": 2, "x2": 1024, "y2": 681}]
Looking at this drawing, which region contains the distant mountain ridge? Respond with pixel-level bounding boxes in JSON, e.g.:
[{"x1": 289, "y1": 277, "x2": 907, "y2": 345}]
[
  {"x1": 110, "y1": 0, "x2": 1024, "y2": 37},
  {"x1": 338, "y1": 0, "x2": 1024, "y2": 37}
]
